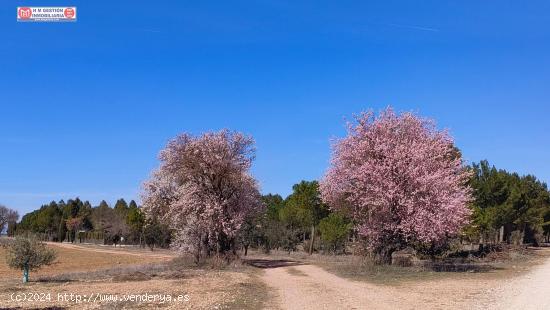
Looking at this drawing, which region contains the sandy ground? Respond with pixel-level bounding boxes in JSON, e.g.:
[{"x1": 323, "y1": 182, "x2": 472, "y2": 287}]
[
  {"x1": 491, "y1": 254, "x2": 550, "y2": 310},
  {"x1": 262, "y1": 264, "x2": 401, "y2": 309},
  {"x1": 260, "y1": 250, "x2": 550, "y2": 310}
]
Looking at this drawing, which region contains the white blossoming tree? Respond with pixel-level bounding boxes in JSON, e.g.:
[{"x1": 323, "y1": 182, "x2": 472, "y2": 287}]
[{"x1": 142, "y1": 130, "x2": 264, "y2": 263}]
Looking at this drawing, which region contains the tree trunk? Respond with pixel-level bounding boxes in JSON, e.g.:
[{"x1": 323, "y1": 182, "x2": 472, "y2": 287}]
[
  {"x1": 195, "y1": 237, "x2": 202, "y2": 265},
  {"x1": 382, "y1": 249, "x2": 394, "y2": 264},
  {"x1": 519, "y1": 224, "x2": 526, "y2": 245},
  {"x1": 377, "y1": 242, "x2": 398, "y2": 264},
  {"x1": 244, "y1": 244, "x2": 249, "y2": 256},
  {"x1": 205, "y1": 234, "x2": 211, "y2": 257},
  {"x1": 479, "y1": 233, "x2": 485, "y2": 252},
  {"x1": 308, "y1": 225, "x2": 315, "y2": 255},
  {"x1": 429, "y1": 242, "x2": 437, "y2": 261},
  {"x1": 194, "y1": 250, "x2": 200, "y2": 265},
  {"x1": 23, "y1": 263, "x2": 29, "y2": 283}
]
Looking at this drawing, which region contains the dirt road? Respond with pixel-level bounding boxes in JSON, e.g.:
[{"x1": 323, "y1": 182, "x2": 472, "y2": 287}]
[
  {"x1": 261, "y1": 254, "x2": 550, "y2": 310},
  {"x1": 261, "y1": 263, "x2": 401, "y2": 310},
  {"x1": 492, "y1": 254, "x2": 550, "y2": 310}
]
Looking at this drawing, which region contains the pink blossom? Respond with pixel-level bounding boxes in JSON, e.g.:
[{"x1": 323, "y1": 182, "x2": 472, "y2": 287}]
[{"x1": 320, "y1": 108, "x2": 472, "y2": 253}]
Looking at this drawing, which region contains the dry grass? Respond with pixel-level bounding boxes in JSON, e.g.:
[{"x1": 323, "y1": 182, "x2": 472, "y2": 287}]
[
  {"x1": 314, "y1": 255, "x2": 479, "y2": 285},
  {"x1": 1, "y1": 271, "x2": 258, "y2": 309},
  {"x1": 0, "y1": 244, "x2": 168, "y2": 280},
  {"x1": 217, "y1": 269, "x2": 272, "y2": 310},
  {"x1": 285, "y1": 267, "x2": 307, "y2": 277},
  {"x1": 0, "y1": 243, "x2": 270, "y2": 309},
  {"x1": 313, "y1": 247, "x2": 550, "y2": 285}
]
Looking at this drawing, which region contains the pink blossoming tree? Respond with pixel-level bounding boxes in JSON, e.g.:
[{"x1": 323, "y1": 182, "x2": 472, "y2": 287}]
[
  {"x1": 320, "y1": 108, "x2": 472, "y2": 262},
  {"x1": 141, "y1": 130, "x2": 264, "y2": 262}
]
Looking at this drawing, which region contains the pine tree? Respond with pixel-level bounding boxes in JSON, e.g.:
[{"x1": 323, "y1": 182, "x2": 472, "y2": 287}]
[{"x1": 114, "y1": 198, "x2": 129, "y2": 215}]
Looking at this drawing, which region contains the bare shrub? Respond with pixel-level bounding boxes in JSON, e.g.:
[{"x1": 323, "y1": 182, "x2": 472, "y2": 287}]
[{"x1": 112, "y1": 271, "x2": 151, "y2": 282}]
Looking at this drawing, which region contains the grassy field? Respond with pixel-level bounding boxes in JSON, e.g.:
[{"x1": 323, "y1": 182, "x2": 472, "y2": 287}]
[
  {"x1": 0, "y1": 243, "x2": 167, "y2": 279},
  {"x1": 0, "y1": 242, "x2": 269, "y2": 309}
]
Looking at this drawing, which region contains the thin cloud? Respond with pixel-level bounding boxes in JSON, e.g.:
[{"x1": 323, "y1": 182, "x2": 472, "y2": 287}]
[
  {"x1": 139, "y1": 28, "x2": 162, "y2": 33},
  {"x1": 386, "y1": 23, "x2": 440, "y2": 32}
]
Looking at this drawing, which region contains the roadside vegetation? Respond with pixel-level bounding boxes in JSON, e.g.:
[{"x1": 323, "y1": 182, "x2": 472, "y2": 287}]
[{"x1": 315, "y1": 245, "x2": 549, "y2": 285}]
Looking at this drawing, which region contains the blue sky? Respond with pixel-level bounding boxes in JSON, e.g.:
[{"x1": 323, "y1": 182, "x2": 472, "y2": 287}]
[{"x1": 1, "y1": 1, "x2": 549, "y2": 216}]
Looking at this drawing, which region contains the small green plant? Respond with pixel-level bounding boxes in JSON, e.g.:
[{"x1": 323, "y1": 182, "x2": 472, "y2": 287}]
[{"x1": 4, "y1": 235, "x2": 57, "y2": 283}]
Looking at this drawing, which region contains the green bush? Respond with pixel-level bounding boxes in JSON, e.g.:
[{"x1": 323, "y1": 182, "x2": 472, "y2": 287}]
[
  {"x1": 5, "y1": 235, "x2": 57, "y2": 283},
  {"x1": 319, "y1": 213, "x2": 352, "y2": 254}
]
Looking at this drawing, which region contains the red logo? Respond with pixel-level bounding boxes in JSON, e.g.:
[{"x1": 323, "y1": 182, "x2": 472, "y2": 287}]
[
  {"x1": 64, "y1": 7, "x2": 75, "y2": 19},
  {"x1": 18, "y1": 7, "x2": 32, "y2": 19}
]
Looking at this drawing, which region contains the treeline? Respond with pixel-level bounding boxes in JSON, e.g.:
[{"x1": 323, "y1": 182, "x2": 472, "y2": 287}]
[
  {"x1": 14, "y1": 182, "x2": 352, "y2": 255},
  {"x1": 14, "y1": 198, "x2": 171, "y2": 249},
  {"x1": 243, "y1": 163, "x2": 550, "y2": 256},
  {"x1": 241, "y1": 181, "x2": 352, "y2": 255},
  {"x1": 12, "y1": 161, "x2": 550, "y2": 255},
  {"x1": 467, "y1": 160, "x2": 550, "y2": 246},
  {"x1": 242, "y1": 163, "x2": 550, "y2": 256}
]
